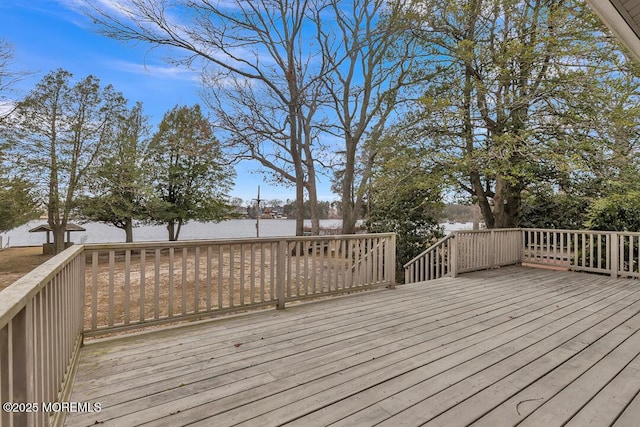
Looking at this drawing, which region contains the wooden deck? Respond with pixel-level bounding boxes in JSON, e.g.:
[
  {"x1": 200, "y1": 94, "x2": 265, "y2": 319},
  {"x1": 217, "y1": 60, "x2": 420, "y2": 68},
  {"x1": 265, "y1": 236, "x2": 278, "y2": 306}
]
[{"x1": 64, "y1": 266, "x2": 640, "y2": 426}]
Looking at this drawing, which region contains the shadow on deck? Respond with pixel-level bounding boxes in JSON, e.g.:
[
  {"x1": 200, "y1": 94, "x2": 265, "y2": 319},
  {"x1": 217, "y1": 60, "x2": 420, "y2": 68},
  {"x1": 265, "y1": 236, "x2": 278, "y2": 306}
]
[{"x1": 65, "y1": 266, "x2": 640, "y2": 426}]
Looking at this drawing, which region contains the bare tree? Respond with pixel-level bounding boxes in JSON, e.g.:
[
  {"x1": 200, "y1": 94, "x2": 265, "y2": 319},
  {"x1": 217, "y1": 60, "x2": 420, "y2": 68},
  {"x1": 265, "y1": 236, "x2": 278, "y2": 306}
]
[
  {"x1": 84, "y1": 0, "x2": 327, "y2": 235},
  {"x1": 319, "y1": 0, "x2": 426, "y2": 234},
  {"x1": 0, "y1": 38, "x2": 30, "y2": 122}
]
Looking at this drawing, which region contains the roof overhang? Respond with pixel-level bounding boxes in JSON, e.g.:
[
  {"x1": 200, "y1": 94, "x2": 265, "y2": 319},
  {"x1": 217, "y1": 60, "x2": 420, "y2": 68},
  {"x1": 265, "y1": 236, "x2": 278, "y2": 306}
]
[{"x1": 585, "y1": 0, "x2": 640, "y2": 60}]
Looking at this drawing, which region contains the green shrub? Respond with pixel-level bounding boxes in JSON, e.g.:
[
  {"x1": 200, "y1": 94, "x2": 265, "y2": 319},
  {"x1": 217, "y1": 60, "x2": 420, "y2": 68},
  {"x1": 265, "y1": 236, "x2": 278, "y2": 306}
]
[{"x1": 585, "y1": 192, "x2": 640, "y2": 232}]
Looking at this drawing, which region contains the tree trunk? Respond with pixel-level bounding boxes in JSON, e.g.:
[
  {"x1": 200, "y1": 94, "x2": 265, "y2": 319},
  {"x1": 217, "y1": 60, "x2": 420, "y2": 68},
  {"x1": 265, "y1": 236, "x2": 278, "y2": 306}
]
[
  {"x1": 341, "y1": 135, "x2": 357, "y2": 234},
  {"x1": 295, "y1": 181, "x2": 305, "y2": 236},
  {"x1": 167, "y1": 220, "x2": 176, "y2": 241},
  {"x1": 175, "y1": 221, "x2": 183, "y2": 240},
  {"x1": 48, "y1": 134, "x2": 63, "y2": 253},
  {"x1": 51, "y1": 225, "x2": 66, "y2": 255},
  {"x1": 305, "y1": 152, "x2": 320, "y2": 235},
  {"x1": 307, "y1": 181, "x2": 320, "y2": 235},
  {"x1": 493, "y1": 177, "x2": 521, "y2": 228},
  {"x1": 125, "y1": 219, "x2": 133, "y2": 243}
]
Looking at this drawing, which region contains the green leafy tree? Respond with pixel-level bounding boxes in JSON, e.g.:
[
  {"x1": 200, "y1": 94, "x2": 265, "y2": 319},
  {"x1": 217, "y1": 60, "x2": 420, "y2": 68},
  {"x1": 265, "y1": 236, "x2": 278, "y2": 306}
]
[
  {"x1": 365, "y1": 142, "x2": 444, "y2": 282},
  {"x1": 147, "y1": 105, "x2": 234, "y2": 241},
  {"x1": 0, "y1": 176, "x2": 40, "y2": 232},
  {"x1": 409, "y1": 0, "x2": 638, "y2": 228},
  {"x1": 76, "y1": 102, "x2": 149, "y2": 242},
  {"x1": 8, "y1": 69, "x2": 127, "y2": 253}
]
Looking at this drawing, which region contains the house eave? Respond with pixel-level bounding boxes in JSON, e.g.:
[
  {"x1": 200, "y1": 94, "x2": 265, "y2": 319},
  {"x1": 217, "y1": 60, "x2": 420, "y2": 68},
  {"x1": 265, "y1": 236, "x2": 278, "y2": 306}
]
[{"x1": 586, "y1": 0, "x2": 640, "y2": 61}]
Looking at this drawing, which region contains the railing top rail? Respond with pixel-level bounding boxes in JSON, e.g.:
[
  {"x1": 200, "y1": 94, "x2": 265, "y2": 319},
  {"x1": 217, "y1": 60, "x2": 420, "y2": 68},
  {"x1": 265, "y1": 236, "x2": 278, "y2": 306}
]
[
  {"x1": 83, "y1": 232, "x2": 396, "y2": 251},
  {"x1": 521, "y1": 227, "x2": 640, "y2": 235},
  {"x1": 0, "y1": 244, "x2": 84, "y2": 329},
  {"x1": 450, "y1": 227, "x2": 640, "y2": 236},
  {"x1": 403, "y1": 233, "x2": 454, "y2": 268},
  {"x1": 453, "y1": 228, "x2": 523, "y2": 234}
]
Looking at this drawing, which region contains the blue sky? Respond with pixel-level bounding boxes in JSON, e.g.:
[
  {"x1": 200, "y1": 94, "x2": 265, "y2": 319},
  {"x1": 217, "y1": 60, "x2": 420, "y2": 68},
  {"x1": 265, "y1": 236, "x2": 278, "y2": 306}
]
[{"x1": 0, "y1": 0, "x2": 337, "y2": 204}]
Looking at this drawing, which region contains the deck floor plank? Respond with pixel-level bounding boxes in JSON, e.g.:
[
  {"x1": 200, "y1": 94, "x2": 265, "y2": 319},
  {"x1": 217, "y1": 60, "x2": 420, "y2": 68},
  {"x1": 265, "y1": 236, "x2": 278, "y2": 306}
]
[
  {"x1": 75, "y1": 272, "x2": 547, "y2": 383},
  {"x1": 291, "y1": 283, "x2": 640, "y2": 426},
  {"x1": 612, "y1": 387, "x2": 640, "y2": 427},
  {"x1": 73, "y1": 274, "x2": 560, "y2": 403},
  {"x1": 220, "y1": 279, "x2": 634, "y2": 426},
  {"x1": 64, "y1": 266, "x2": 640, "y2": 427},
  {"x1": 565, "y1": 352, "x2": 640, "y2": 426},
  {"x1": 97, "y1": 277, "x2": 611, "y2": 425}
]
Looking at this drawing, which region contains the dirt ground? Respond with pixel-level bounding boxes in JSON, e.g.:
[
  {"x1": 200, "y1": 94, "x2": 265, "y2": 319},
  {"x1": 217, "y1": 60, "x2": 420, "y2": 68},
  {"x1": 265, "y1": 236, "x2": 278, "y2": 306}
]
[{"x1": 0, "y1": 246, "x2": 53, "y2": 292}]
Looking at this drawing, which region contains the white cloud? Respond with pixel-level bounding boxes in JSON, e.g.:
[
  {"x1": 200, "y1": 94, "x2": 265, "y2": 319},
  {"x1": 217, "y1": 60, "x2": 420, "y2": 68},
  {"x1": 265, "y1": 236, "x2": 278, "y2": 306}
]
[
  {"x1": 59, "y1": 0, "x2": 136, "y2": 19},
  {"x1": 109, "y1": 60, "x2": 201, "y2": 82}
]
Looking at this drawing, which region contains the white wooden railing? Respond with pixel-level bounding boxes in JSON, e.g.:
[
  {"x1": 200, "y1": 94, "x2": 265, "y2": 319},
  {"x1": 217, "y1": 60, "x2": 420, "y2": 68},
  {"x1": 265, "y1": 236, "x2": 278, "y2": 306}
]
[
  {"x1": 83, "y1": 233, "x2": 396, "y2": 335},
  {"x1": 404, "y1": 229, "x2": 522, "y2": 283},
  {"x1": 522, "y1": 228, "x2": 640, "y2": 278},
  {"x1": 403, "y1": 234, "x2": 454, "y2": 284},
  {"x1": 0, "y1": 233, "x2": 394, "y2": 425},
  {"x1": 0, "y1": 246, "x2": 85, "y2": 427},
  {"x1": 405, "y1": 228, "x2": 640, "y2": 283},
  {"x1": 9, "y1": 226, "x2": 640, "y2": 424}
]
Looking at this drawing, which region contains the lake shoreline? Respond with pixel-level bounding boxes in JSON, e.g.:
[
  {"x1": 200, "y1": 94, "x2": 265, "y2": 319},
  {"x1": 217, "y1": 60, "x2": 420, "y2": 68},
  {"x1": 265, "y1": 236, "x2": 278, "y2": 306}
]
[{"x1": 2, "y1": 219, "x2": 473, "y2": 248}]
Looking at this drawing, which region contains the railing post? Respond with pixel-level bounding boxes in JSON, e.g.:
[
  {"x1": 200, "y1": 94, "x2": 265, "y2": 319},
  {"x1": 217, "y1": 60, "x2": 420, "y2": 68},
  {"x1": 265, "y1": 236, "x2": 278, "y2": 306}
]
[
  {"x1": 9, "y1": 305, "x2": 35, "y2": 426},
  {"x1": 611, "y1": 233, "x2": 618, "y2": 279},
  {"x1": 276, "y1": 239, "x2": 286, "y2": 310},
  {"x1": 450, "y1": 234, "x2": 458, "y2": 278},
  {"x1": 79, "y1": 250, "x2": 86, "y2": 346},
  {"x1": 389, "y1": 234, "x2": 396, "y2": 289}
]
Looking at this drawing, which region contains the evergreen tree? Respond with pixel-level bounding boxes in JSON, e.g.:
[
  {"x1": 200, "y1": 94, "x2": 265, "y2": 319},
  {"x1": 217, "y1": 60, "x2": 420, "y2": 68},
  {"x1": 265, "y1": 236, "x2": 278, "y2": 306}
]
[
  {"x1": 76, "y1": 102, "x2": 149, "y2": 242},
  {"x1": 146, "y1": 105, "x2": 234, "y2": 241}
]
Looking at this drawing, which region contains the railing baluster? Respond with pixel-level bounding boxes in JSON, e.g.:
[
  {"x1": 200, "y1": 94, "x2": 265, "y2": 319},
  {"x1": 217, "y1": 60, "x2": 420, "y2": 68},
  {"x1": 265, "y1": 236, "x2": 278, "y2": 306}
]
[
  {"x1": 619, "y1": 234, "x2": 625, "y2": 273},
  {"x1": 108, "y1": 250, "x2": 115, "y2": 327},
  {"x1": 270, "y1": 242, "x2": 276, "y2": 301},
  {"x1": 597, "y1": 234, "x2": 602, "y2": 270},
  {"x1": 206, "y1": 246, "x2": 212, "y2": 311},
  {"x1": 217, "y1": 245, "x2": 223, "y2": 309},
  {"x1": 303, "y1": 241, "x2": 309, "y2": 295},
  {"x1": 319, "y1": 240, "x2": 326, "y2": 291},
  {"x1": 261, "y1": 243, "x2": 266, "y2": 301},
  {"x1": 311, "y1": 241, "x2": 318, "y2": 292},
  {"x1": 169, "y1": 247, "x2": 175, "y2": 317},
  {"x1": 124, "y1": 249, "x2": 131, "y2": 325},
  {"x1": 631, "y1": 235, "x2": 634, "y2": 274},
  {"x1": 91, "y1": 251, "x2": 98, "y2": 330},
  {"x1": 276, "y1": 240, "x2": 286, "y2": 309},
  {"x1": 250, "y1": 243, "x2": 256, "y2": 304},
  {"x1": 140, "y1": 249, "x2": 146, "y2": 322},
  {"x1": 181, "y1": 247, "x2": 187, "y2": 315},
  {"x1": 229, "y1": 244, "x2": 235, "y2": 307},
  {"x1": 194, "y1": 246, "x2": 200, "y2": 314},
  {"x1": 287, "y1": 241, "x2": 293, "y2": 296},
  {"x1": 154, "y1": 248, "x2": 160, "y2": 320},
  {"x1": 240, "y1": 244, "x2": 245, "y2": 306}
]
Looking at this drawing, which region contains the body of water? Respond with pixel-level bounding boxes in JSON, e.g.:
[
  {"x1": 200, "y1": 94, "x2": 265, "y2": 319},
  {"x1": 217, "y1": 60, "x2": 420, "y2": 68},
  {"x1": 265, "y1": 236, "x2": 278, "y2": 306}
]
[{"x1": 2, "y1": 219, "x2": 474, "y2": 247}]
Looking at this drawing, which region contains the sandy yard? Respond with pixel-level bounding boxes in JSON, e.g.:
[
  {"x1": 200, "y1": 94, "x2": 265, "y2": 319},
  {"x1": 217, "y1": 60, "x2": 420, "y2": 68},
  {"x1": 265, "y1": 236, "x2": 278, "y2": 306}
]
[{"x1": 0, "y1": 246, "x2": 53, "y2": 292}]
